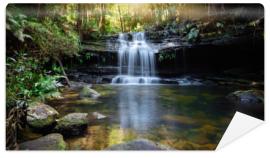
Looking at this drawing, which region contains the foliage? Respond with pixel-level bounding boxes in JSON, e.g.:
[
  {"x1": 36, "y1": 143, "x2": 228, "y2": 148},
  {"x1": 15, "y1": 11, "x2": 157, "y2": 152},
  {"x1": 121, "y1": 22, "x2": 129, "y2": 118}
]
[
  {"x1": 85, "y1": 52, "x2": 92, "y2": 60},
  {"x1": 187, "y1": 27, "x2": 200, "y2": 42},
  {"x1": 216, "y1": 22, "x2": 224, "y2": 34},
  {"x1": 26, "y1": 19, "x2": 80, "y2": 59},
  {"x1": 132, "y1": 23, "x2": 144, "y2": 32},
  {"x1": 6, "y1": 9, "x2": 32, "y2": 42},
  {"x1": 6, "y1": 6, "x2": 73, "y2": 108},
  {"x1": 216, "y1": 22, "x2": 224, "y2": 28},
  {"x1": 6, "y1": 5, "x2": 77, "y2": 149},
  {"x1": 6, "y1": 52, "x2": 63, "y2": 108},
  {"x1": 52, "y1": 63, "x2": 62, "y2": 74},
  {"x1": 181, "y1": 23, "x2": 200, "y2": 43},
  {"x1": 158, "y1": 52, "x2": 176, "y2": 62}
]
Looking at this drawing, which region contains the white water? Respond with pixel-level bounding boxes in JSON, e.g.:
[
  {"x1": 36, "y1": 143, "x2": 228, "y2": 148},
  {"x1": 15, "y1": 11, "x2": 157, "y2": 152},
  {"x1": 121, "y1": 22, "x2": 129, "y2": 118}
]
[{"x1": 112, "y1": 32, "x2": 159, "y2": 84}]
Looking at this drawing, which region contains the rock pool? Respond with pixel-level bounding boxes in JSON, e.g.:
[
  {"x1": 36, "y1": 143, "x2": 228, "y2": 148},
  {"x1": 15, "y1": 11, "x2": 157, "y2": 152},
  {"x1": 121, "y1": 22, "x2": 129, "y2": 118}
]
[{"x1": 42, "y1": 85, "x2": 236, "y2": 150}]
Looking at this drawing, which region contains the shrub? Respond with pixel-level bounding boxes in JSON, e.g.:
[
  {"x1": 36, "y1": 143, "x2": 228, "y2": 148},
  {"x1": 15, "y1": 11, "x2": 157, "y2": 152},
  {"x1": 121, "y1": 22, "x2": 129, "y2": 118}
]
[{"x1": 6, "y1": 52, "x2": 62, "y2": 108}]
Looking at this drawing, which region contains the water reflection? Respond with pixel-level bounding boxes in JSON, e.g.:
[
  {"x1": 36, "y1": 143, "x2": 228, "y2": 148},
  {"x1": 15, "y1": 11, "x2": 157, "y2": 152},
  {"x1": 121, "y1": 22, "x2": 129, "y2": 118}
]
[
  {"x1": 43, "y1": 85, "x2": 236, "y2": 150},
  {"x1": 118, "y1": 86, "x2": 158, "y2": 132}
]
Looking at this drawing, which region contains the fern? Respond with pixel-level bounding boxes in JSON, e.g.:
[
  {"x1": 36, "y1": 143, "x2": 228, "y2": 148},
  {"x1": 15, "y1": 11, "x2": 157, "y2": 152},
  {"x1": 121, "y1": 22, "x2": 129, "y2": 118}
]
[{"x1": 6, "y1": 10, "x2": 32, "y2": 42}]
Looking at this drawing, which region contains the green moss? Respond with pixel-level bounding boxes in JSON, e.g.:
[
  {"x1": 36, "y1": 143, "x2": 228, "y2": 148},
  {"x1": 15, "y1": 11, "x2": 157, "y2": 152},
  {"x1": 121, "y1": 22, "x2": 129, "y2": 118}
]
[
  {"x1": 28, "y1": 116, "x2": 55, "y2": 129},
  {"x1": 57, "y1": 139, "x2": 67, "y2": 150},
  {"x1": 56, "y1": 120, "x2": 86, "y2": 130},
  {"x1": 80, "y1": 86, "x2": 91, "y2": 97},
  {"x1": 55, "y1": 114, "x2": 88, "y2": 131}
]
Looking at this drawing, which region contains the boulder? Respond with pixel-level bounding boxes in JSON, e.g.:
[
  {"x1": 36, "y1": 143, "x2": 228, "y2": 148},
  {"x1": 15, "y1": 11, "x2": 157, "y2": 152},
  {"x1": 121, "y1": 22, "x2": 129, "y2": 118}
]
[
  {"x1": 70, "y1": 81, "x2": 92, "y2": 90},
  {"x1": 54, "y1": 113, "x2": 88, "y2": 137},
  {"x1": 88, "y1": 112, "x2": 107, "y2": 120},
  {"x1": 227, "y1": 90, "x2": 264, "y2": 119},
  {"x1": 27, "y1": 102, "x2": 59, "y2": 130},
  {"x1": 19, "y1": 133, "x2": 66, "y2": 150},
  {"x1": 106, "y1": 139, "x2": 172, "y2": 150},
  {"x1": 79, "y1": 86, "x2": 100, "y2": 99},
  {"x1": 227, "y1": 90, "x2": 264, "y2": 105}
]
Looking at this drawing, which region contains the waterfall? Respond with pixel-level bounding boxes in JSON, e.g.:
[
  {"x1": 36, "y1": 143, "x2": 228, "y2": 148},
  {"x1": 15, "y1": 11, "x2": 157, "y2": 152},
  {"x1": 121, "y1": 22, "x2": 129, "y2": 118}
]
[{"x1": 112, "y1": 32, "x2": 159, "y2": 84}]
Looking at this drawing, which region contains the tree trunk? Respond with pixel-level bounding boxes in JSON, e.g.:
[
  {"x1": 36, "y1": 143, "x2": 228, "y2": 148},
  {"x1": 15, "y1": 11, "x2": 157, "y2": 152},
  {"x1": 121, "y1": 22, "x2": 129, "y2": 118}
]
[
  {"x1": 118, "y1": 5, "x2": 124, "y2": 32},
  {"x1": 37, "y1": 4, "x2": 41, "y2": 18},
  {"x1": 77, "y1": 4, "x2": 83, "y2": 40},
  {"x1": 99, "y1": 4, "x2": 106, "y2": 34},
  {"x1": 54, "y1": 57, "x2": 71, "y2": 87},
  {"x1": 208, "y1": 4, "x2": 211, "y2": 17}
]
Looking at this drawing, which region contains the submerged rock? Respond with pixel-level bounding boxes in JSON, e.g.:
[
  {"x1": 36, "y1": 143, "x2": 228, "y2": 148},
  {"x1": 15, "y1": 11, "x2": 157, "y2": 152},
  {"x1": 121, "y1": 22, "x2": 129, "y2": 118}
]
[
  {"x1": 79, "y1": 86, "x2": 100, "y2": 99},
  {"x1": 106, "y1": 139, "x2": 172, "y2": 150},
  {"x1": 177, "y1": 77, "x2": 203, "y2": 86},
  {"x1": 27, "y1": 102, "x2": 59, "y2": 130},
  {"x1": 227, "y1": 90, "x2": 264, "y2": 105},
  {"x1": 162, "y1": 115, "x2": 197, "y2": 125},
  {"x1": 19, "y1": 133, "x2": 66, "y2": 150},
  {"x1": 54, "y1": 113, "x2": 88, "y2": 137}
]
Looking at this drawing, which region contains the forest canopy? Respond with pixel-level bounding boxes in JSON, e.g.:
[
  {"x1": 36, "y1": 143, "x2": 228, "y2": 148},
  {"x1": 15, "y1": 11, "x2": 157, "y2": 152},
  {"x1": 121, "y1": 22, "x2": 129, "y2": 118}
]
[{"x1": 7, "y1": 4, "x2": 264, "y2": 37}]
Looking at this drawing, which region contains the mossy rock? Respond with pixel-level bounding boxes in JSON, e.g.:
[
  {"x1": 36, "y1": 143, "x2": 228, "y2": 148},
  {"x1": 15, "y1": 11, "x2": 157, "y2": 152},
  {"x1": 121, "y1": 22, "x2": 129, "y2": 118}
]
[
  {"x1": 92, "y1": 85, "x2": 116, "y2": 97},
  {"x1": 54, "y1": 113, "x2": 88, "y2": 137},
  {"x1": 27, "y1": 102, "x2": 59, "y2": 130},
  {"x1": 79, "y1": 86, "x2": 100, "y2": 99},
  {"x1": 19, "y1": 133, "x2": 67, "y2": 150}
]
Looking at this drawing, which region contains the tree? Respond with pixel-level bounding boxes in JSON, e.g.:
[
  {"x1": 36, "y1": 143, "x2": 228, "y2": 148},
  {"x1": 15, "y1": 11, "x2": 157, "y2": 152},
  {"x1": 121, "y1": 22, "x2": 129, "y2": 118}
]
[
  {"x1": 99, "y1": 4, "x2": 106, "y2": 34},
  {"x1": 77, "y1": 4, "x2": 83, "y2": 39},
  {"x1": 118, "y1": 5, "x2": 124, "y2": 32},
  {"x1": 26, "y1": 19, "x2": 80, "y2": 86}
]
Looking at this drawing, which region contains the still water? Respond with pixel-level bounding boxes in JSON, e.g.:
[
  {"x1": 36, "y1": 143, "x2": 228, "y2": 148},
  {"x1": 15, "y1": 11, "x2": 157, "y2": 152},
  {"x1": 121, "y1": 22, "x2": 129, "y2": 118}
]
[{"x1": 48, "y1": 85, "x2": 236, "y2": 150}]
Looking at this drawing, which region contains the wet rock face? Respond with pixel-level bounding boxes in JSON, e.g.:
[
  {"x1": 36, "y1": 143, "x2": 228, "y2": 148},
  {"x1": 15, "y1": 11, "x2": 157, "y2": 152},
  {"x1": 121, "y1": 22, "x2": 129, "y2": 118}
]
[
  {"x1": 27, "y1": 102, "x2": 59, "y2": 130},
  {"x1": 106, "y1": 139, "x2": 172, "y2": 150},
  {"x1": 19, "y1": 133, "x2": 66, "y2": 150},
  {"x1": 54, "y1": 113, "x2": 88, "y2": 137}
]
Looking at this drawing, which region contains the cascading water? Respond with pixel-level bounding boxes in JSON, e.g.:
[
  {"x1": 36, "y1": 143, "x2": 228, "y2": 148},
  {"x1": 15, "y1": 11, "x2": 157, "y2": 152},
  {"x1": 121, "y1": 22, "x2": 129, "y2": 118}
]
[{"x1": 112, "y1": 32, "x2": 160, "y2": 84}]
